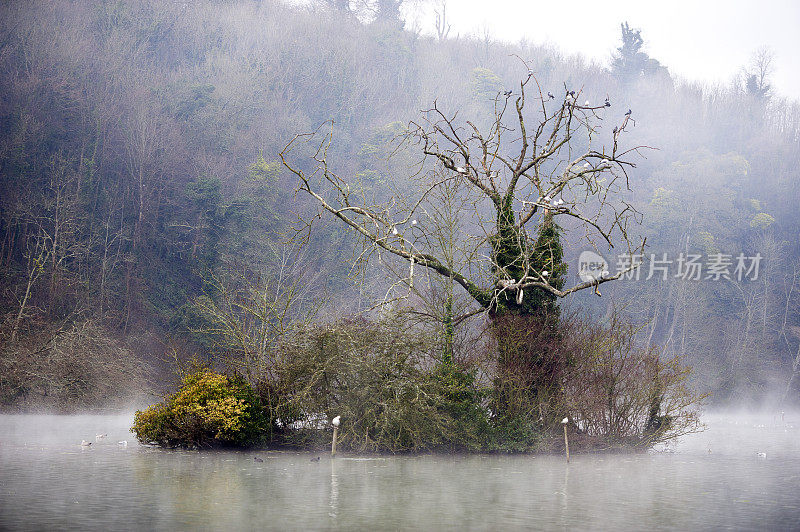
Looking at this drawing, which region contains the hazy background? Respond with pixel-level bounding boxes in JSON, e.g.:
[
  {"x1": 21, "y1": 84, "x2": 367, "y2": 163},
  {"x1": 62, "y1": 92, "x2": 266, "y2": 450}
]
[
  {"x1": 1, "y1": 0, "x2": 798, "y2": 411},
  {"x1": 398, "y1": 0, "x2": 800, "y2": 99}
]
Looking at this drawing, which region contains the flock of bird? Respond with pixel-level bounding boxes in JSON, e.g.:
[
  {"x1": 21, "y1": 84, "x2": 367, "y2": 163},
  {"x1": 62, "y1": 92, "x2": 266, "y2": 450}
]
[
  {"x1": 504, "y1": 87, "x2": 629, "y2": 116},
  {"x1": 76, "y1": 413, "x2": 784, "y2": 461},
  {"x1": 79, "y1": 433, "x2": 127, "y2": 447}
]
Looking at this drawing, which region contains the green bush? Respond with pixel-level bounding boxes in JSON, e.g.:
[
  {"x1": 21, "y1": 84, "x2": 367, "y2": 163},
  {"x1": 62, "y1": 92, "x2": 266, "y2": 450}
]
[
  {"x1": 132, "y1": 368, "x2": 269, "y2": 448},
  {"x1": 430, "y1": 363, "x2": 491, "y2": 450},
  {"x1": 274, "y1": 317, "x2": 490, "y2": 453}
]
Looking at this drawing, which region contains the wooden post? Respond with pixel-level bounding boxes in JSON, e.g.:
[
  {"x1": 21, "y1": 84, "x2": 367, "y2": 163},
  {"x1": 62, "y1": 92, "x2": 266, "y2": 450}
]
[
  {"x1": 562, "y1": 417, "x2": 570, "y2": 463},
  {"x1": 331, "y1": 415, "x2": 340, "y2": 458}
]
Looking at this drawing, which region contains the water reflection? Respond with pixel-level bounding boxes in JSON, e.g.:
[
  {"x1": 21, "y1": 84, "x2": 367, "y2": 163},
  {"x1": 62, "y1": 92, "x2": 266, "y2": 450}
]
[
  {"x1": 1, "y1": 413, "x2": 799, "y2": 529},
  {"x1": 329, "y1": 458, "x2": 338, "y2": 520}
]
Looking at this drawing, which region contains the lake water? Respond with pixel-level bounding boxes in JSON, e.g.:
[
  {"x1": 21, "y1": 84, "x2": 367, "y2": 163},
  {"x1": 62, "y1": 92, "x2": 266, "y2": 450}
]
[{"x1": 1, "y1": 412, "x2": 798, "y2": 530}]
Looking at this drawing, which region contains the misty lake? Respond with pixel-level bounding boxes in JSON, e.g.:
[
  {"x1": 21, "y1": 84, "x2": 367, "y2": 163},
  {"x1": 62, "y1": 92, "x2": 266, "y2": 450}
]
[{"x1": 1, "y1": 413, "x2": 798, "y2": 530}]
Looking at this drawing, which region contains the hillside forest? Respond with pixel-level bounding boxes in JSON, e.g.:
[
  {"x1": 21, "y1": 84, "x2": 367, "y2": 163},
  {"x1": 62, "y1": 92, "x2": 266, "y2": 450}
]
[{"x1": 1, "y1": 0, "x2": 799, "y2": 436}]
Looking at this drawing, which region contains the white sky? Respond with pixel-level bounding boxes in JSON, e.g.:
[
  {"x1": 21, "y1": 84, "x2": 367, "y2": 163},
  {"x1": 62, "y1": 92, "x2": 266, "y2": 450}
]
[{"x1": 403, "y1": 0, "x2": 800, "y2": 100}]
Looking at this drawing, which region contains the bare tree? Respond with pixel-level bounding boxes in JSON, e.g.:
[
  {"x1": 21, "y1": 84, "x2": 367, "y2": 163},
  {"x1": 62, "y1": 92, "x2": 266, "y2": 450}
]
[
  {"x1": 10, "y1": 230, "x2": 50, "y2": 342},
  {"x1": 281, "y1": 69, "x2": 647, "y2": 324},
  {"x1": 192, "y1": 245, "x2": 322, "y2": 382},
  {"x1": 744, "y1": 46, "x2": 775, "y2": 99},
  {"x1": 433, "y1": 0, "x2": 450, "y2": 42}
]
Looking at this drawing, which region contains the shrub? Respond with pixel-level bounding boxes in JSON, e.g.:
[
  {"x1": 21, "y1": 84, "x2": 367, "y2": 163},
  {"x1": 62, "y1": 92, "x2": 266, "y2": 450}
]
[
  {"x1": 560, "y1": 314, "x2": 706, "y2": 448},
  {"x1": 132, "y1": 368, "x2": 269, "y2": 448},
  {"x1": 0, "y1": 320, "x2": 149, "y2": 411},
  {"x1": 477, "y1": 311, "x2": 705, "y2": 451},
  {"x1": 273, "y1": 316, "x2": 490, "y2": 453}
]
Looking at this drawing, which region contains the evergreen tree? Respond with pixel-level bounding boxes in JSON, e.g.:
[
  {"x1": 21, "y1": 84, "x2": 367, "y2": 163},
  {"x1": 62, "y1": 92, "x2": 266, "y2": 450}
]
[
  {"x1": 491, "y1": 208, "x2": 566, "y2": 320},
  {"x1": 611, "y1": 22, "x2": 667, "y2": 85},
  {"x1": 374, "y1": 0, "x2": 403, "y2": 28}
]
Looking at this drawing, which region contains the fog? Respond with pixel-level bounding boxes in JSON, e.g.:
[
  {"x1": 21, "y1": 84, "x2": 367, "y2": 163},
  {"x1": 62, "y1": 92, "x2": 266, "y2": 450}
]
[
  {"x1": 400, "y1": 0, "x2": 800, "y2": 100},
  {"x1": 2, "y1": 411, "x2": 799, "y2": 529},
  {"x1": 1, "y1": 0, "x2": 799, "y2": 528}
]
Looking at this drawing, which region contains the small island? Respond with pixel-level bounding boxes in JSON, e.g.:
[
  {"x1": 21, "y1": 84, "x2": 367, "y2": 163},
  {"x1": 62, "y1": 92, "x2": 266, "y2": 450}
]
[{"x1": 134, "y1": 72, "x2": 703, "y2": 454}]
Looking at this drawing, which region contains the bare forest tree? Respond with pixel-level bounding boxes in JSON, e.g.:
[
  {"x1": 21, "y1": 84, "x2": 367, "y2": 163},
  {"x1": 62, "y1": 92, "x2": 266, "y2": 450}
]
[
  {"x1": 281, "y1": 70, "x2": 647, "y2": 325},
  {"x1": 744, "y1": 47, "x2": 775, "y2": 99},
  {"x1": 433, "y1": 0, "x2": 451, "y2": 42}
]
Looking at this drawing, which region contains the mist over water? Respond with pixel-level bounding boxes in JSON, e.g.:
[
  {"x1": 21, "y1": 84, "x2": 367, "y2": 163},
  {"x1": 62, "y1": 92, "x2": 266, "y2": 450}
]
[
  {"x1": 1, "y1": 413, "x2": 798, "y2": 530},
  {"x1": 1, "y1": 1, "x2": 799, "y2": 529}
]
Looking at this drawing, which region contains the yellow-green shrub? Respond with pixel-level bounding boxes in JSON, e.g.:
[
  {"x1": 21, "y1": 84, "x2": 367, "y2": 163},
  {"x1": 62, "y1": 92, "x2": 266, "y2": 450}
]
[{"x1": 132, "y1": 369, "x2": 268, "y2": 448}]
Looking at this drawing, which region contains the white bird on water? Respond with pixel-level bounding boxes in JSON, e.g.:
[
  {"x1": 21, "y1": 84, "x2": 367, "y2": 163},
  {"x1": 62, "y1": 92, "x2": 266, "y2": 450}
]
[
  {"x1": 332, "y1": 416, "x2": 341, "y2": 427},
  {"x1": 80, "y1": 440, "x2": 92, "y2": 447},
  {"x1": 118, "y1": 441, "x2": 128, "y2": 447},
  {"x1": 757, "y1": 452, "x2": 767, "y2": 458},
  {"x1": 96, "y1": 433, "x2": 107, "y2": 441}
]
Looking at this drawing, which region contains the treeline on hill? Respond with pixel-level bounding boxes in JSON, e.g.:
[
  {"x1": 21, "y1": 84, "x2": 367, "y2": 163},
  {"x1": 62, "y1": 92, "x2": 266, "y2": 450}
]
[{"x1": 1, "y1": 0, "x2": 799, "y2": 420}]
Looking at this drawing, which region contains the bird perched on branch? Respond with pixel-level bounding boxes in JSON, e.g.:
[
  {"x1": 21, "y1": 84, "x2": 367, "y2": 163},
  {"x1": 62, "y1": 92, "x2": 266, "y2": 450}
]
[
  {"x1": 625, "y1": 109, "x2": 632, "y2": 116},
  {"x1": 605, "y1": 98, "x2": 611, "y2": 107},
  {"x1": 504, "y1": 90, "x2": 512, "y2": 96},
  {"x1": 547, "y1": 91, "x2": 555, "y2": 99}
]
